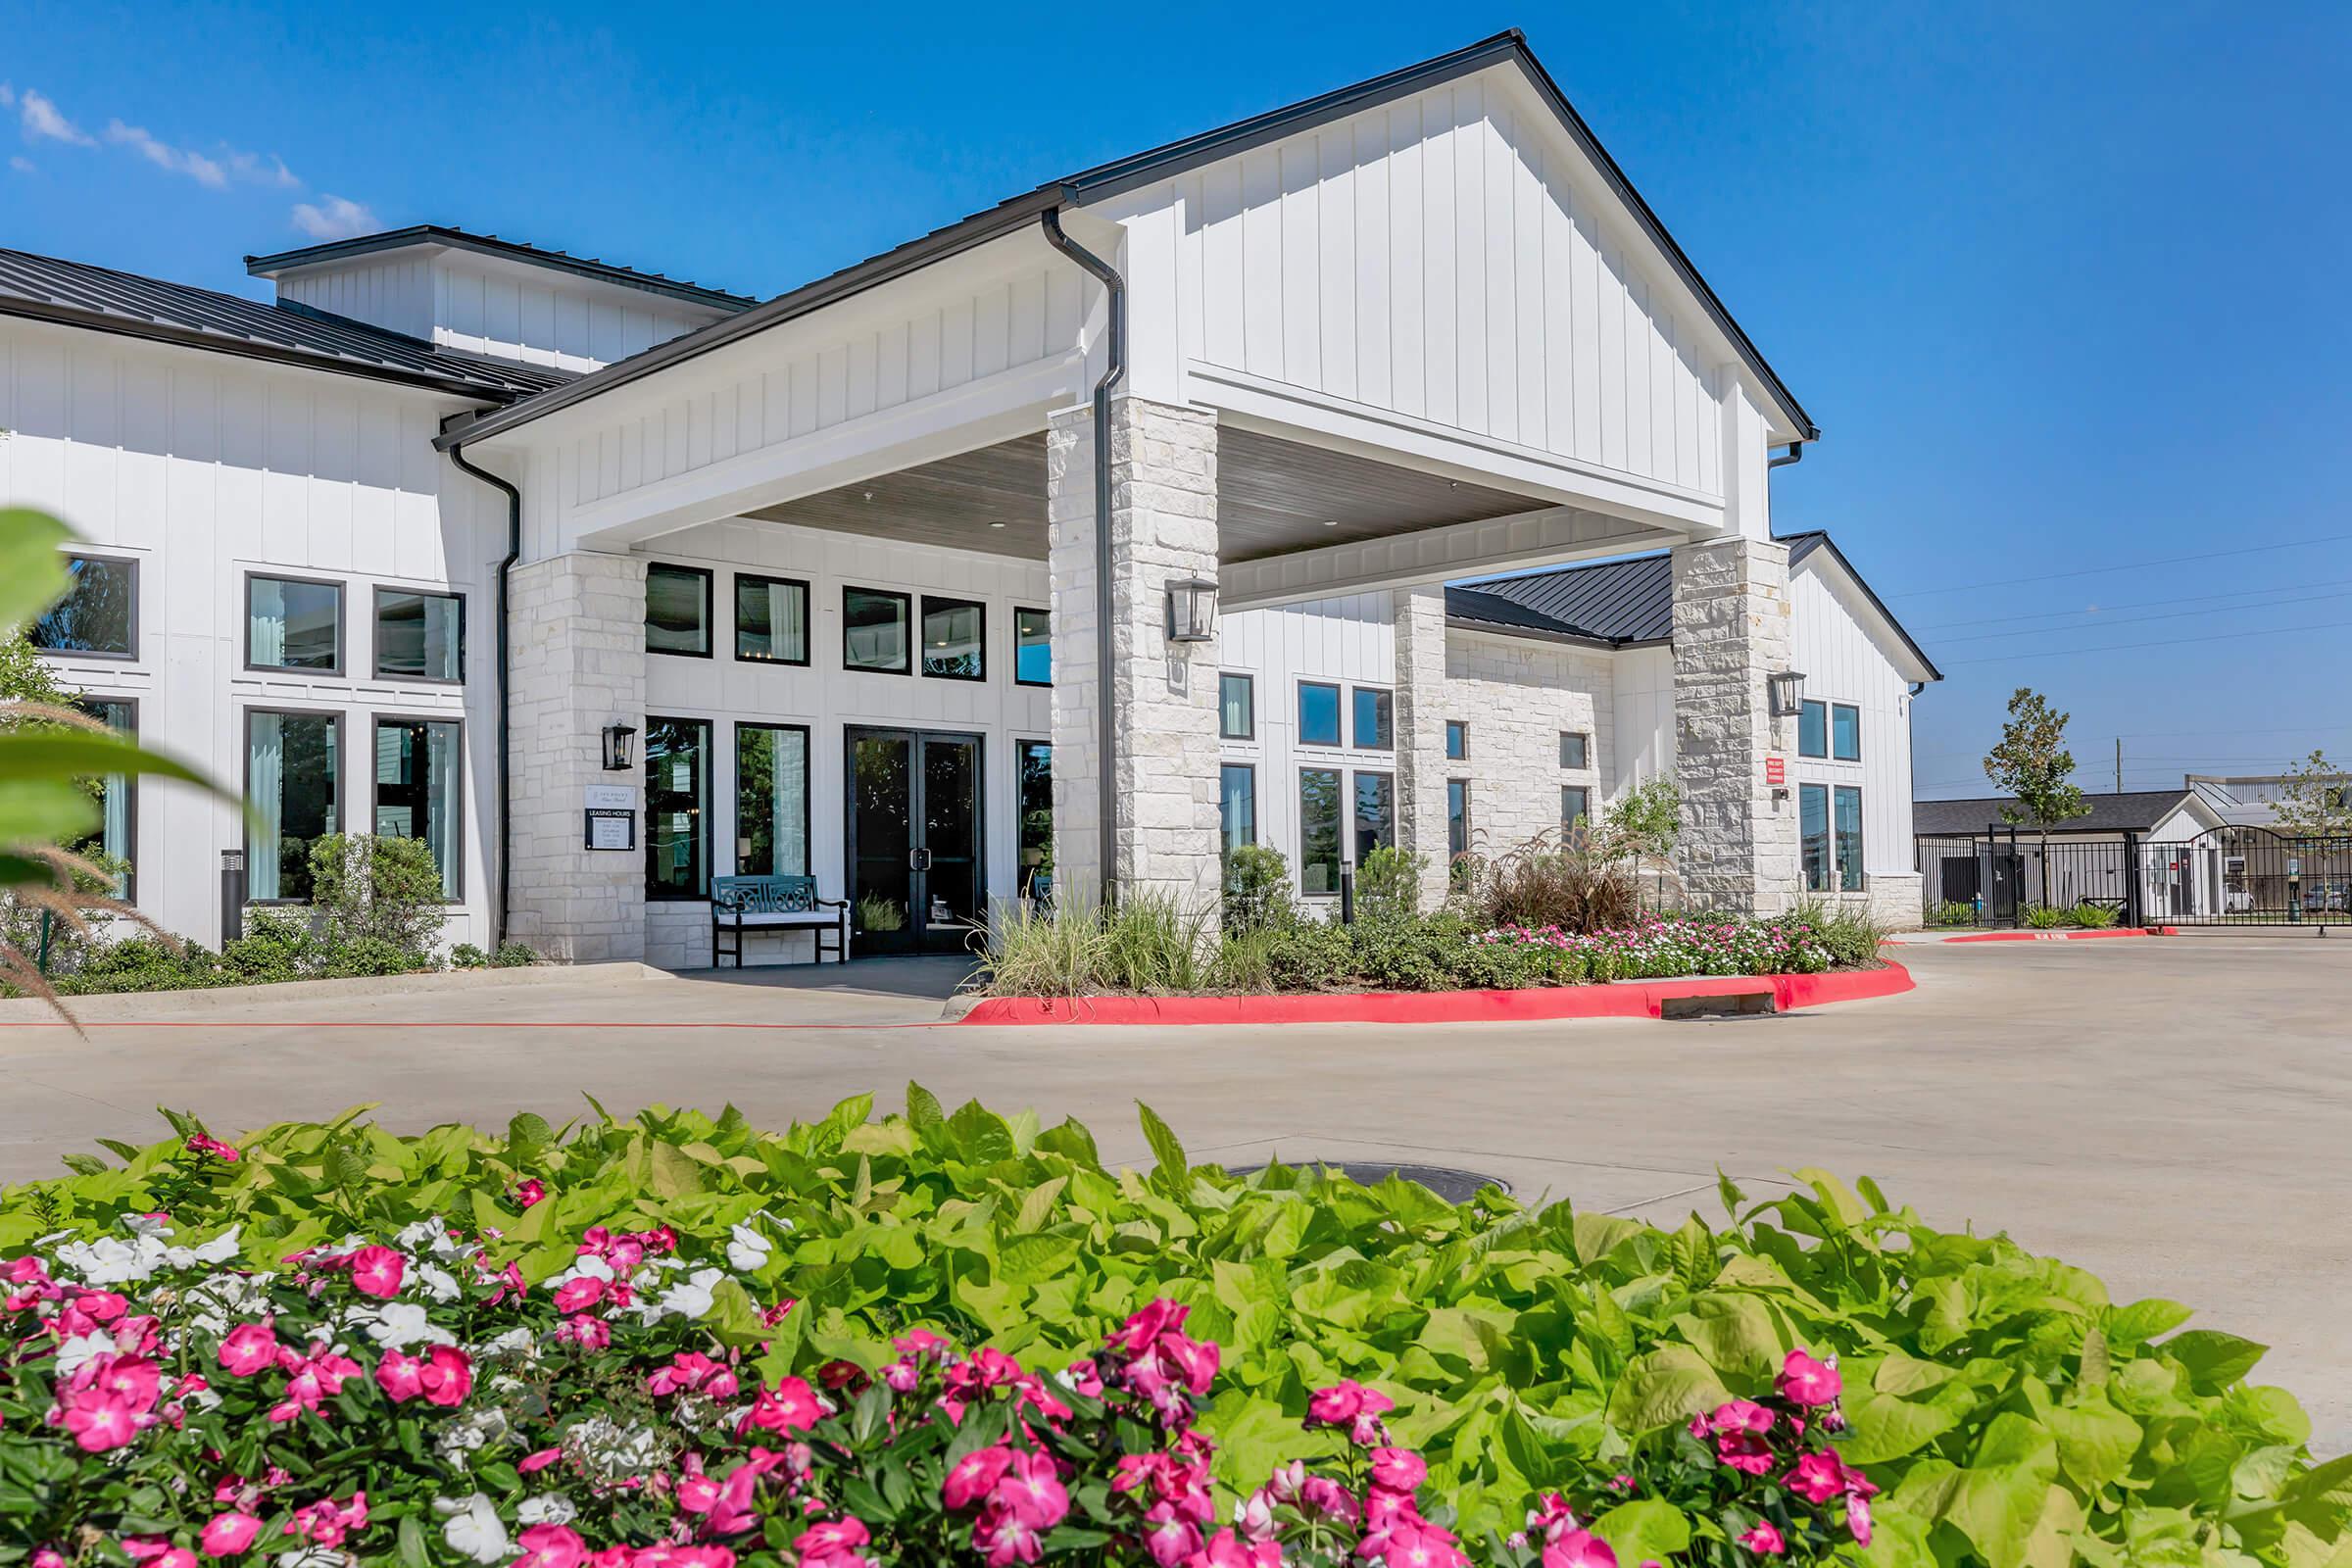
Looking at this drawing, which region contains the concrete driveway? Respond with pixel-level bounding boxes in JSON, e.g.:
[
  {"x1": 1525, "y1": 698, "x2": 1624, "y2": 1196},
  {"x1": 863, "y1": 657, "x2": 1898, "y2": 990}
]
[{"x1": 3, "y1": 935, "x2": 2348, "y2": 1447}]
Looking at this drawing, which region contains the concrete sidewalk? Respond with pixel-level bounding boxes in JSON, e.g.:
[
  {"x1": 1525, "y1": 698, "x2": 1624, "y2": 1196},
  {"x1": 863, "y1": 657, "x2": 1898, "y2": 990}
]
[{"x1": 3, "y1": 939, "x2": 2349, "y2": 1448}]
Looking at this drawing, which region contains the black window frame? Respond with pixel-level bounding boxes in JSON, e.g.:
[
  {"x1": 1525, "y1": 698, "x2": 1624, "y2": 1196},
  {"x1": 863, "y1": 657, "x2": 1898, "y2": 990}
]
[
  {"x1": 842, "y1": 586, "x2": 913, "y2": 675},
  {"x1": 1800, "y1": 781, "x2": 1832, "y2": 893},
  {"x1": 1559, "y1": 731, "x2": 1591, "y2": 770},
  {"x1": 1297, "y1": 680, "x2": 1343, "y2": 749},
  {"x1": 370, "y1": 711, "x2": 466, "y2": 902},
  {"x1": 1012, "y1": 607, "x2": 1052, "y2": 688},
  {"x1": 645, "y1": 563, "x2": 715, "y2": 660},
  {"x1": 1218, "y1": 672, "x2": 1256, "y2": 741},
  {"x1": 1219, "y1": 762, "x2": 1257, "y2": 855},
  {"x1": 1351, "y1": 768, "x2": 1396, "y2": 860},
  {"x1": 243, "y1": 572, "x2": 346, "y2": 675},
  {"x1": 1298, "y1": 764, "x2": 1345, "y2": 898},
  {"x1": 734, "y1": 720, "x2": 813, "y2": 878},
  {"x1": 1015, "y1": 737, "x2": 1054, "y2": 894},
  {"x1": 1797, "y1": 700, "x2": 1829, "y2": 760},
  {"x1": 733, "y1": 573, "x2": 811, "y2": 667},
  {"x1": 1445, "y1": 720, "x2": 1468, "y2": 761},
  {"x1": 1832, "y1": 703, "x2": 1863, "y2": 762},
  {"x1": 73, "y1": 695, "x2": 138, "y2": 903},
  {"x1": 370, "y1": 586, "x2": 467, "y2": 685},
  {"x1": 1446, "y1": 779, "x2": 1472, "y2": 865},
  {"x1": 1834, "y1": 784, "x2": 1866, "y2": 893},
  {"x1": 1562, "y1": 784, "x2": 1592, "y2": 830},
  {"x1": 918, "y1": 595, "x2": 988, "y2": 682},
  {"x1": 31, "y1": 553, "x2": 140, "y2": 660},
  {"x1": 241, "y1": 705, "x2": 346, "y2": 905},
  {"x1": 644, "y1": 715, "x2": 713, "y2": 902},
  {"x1": 1351, "y1": 686, "x2": 1395, "y2": 751}
]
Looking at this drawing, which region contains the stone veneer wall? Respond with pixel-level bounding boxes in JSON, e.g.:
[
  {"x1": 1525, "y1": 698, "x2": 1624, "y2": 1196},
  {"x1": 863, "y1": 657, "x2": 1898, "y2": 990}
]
[
  {"x1": 505, "y1": 551, "x2": 648, "y2": 962},
  {"x1": 1670, "y1": 537, "x2": 1800, "y2": 915},
  {"x1": 1046, "y1": 396, "x2": 1223, "y2": 911}
]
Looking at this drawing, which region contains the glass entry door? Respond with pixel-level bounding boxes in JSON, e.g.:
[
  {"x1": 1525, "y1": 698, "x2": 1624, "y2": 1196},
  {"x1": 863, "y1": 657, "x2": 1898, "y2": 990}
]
[{"x1": 846, "y1": 727, "x2": 984, "y2": 955}]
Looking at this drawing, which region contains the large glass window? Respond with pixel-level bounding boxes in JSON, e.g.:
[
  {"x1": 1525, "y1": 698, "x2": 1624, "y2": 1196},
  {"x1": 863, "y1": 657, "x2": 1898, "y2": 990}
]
[
  {"x1": 735, "y1": 723, "x2": 810, "y2": 879},
  {"x1": 645, "y1": 717, "x2": 710, "y2": 900},
  {"x1": 1017, "y1": 740, "x2": 1053, "y2": 896},
  {"x1": 646, "y1": 564, "x2": 713, "y2": 657},
  {"x1": 1013, "y1": 608, "x2": 1051, "y2": 687},
  {"x1": 920, "y1": 597, "x2": 985, "y2": 680},
  {"x1": 1352, "y1": 770, "x2": 1396, "y2": 860},
  {"x1": 1447, "y1": 780, "x2": 1471, "y2": 867},
  {"x1": 246, "y1": 710, "x2": 339, "y2": 902},
  {"x1": 74, "y1": 698, "x2": 135, "y2": 899},
  {"x1": 1298, "y1": 767, "x2": 1343, "y2": 896},
  {"x1": 1445, "y1": 720, "x2": 1467, "y2": 760},
  {"x1": 1834, "y1": 786, "x2": 1865, "y2": 892},
  {"x1": 1353, "y1": 688, "x2": 1394, "y2": 750},
  {"x1": 374, "y1": 589, "x2": 464, "y2": 682},
  {"x1": 247, "y1": 576, "x2": 341, "y2": 672},
  {"x1": 1800, "y1": 782, "x2": 1831, "y2": 892},
  {"x1": 1220, "y1": 764, "x2": 1256, "y2": 855},
  {"x1": 1832, "y1": 704, "x2": 1862, "y2": 762},
  {"x1": 373, "y1": 718, "x2": 461, "y2": 898},
  {"x1": 1562, "y1": 785, "x2": 1592, "y2": 831},
  {"x1": 1797, "y1": 700, "x2": 1828, "y2": 760},
  {"x1": 1219, "y1": 673, "x2": 1254, "y2": 740},
  {"x1": 1298, "y1": 682, "x2": 1342, "y2": 748},
  {"x1": 843, "y1": 587, "x2": 911, "y2": 673},
  {"x1": 32, "y1": 555, "x2": 136, "y2": 657},
  {"x1": 735, "y1": 575, "x2": 808, "y2": 665},
  {"x1": 1559, "y1": 731, "x2": 1591, "y2": 769}
]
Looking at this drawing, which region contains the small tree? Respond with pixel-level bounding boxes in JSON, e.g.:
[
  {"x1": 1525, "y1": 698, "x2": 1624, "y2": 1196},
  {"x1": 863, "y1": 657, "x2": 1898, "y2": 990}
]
[
  {"x1": 1984, "y1": 688, "x2": 2090, "y2": 898},
  {"x1": 2270, "y1": 750, "x2": 2352, "y2": 840}
]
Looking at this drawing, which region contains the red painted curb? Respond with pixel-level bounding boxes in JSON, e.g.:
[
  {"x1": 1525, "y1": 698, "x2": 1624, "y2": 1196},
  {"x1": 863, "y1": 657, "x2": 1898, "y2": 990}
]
[
  {"x1": 1940, "y1": 926, "x2": 2179, "y2": 944},
  {"x1": 958, "y1": 959, "x2": 1912, "y2": 1027}
]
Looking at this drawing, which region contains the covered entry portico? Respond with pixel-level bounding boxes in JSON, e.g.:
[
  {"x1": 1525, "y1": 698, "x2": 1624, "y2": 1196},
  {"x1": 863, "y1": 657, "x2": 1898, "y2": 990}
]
[{"x1": 439, "y1": 32, "x2": 1817, "y2": 964}]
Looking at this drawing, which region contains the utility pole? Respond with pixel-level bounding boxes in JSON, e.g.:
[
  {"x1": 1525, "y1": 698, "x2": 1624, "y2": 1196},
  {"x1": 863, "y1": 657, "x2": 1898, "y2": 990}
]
[{"x1": 2115, "y1": 737, "x2": 2123, "y2": 794}]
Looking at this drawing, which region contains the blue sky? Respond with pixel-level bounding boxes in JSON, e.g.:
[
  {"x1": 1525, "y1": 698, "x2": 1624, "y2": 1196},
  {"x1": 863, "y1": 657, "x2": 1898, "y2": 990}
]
[{"x1": 6, "y1": 1, "x2": 2348, "y2": 798}]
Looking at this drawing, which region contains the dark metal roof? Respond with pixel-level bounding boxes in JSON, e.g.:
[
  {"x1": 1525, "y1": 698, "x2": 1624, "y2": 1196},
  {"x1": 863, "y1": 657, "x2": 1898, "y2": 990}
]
[
  {"x1": 445, "y1": 30, "x2": 1815, "y2": 453},
  {"x1": 0, "y1": 248, "x2": 576, "y2": 400},
  {"x1": 1914, "y1": 791, "x2": 2209, "y2": 838},
  {"x1": 246, "y1": 225, "x2": 757, "y2": 314}
]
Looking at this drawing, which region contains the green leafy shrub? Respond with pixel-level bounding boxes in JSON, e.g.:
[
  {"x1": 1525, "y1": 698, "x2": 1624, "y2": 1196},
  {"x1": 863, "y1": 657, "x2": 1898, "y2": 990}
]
[
  {"x1": 1926, "y1": 899, "x2": 1977, "y2": 927},
  {"x1": 3, "y1": 1096, "x2": 2344, "y2": 1563},
  {"x1": 2072, "y1": 901, "x2": 2120, "y2": 929},
  {"x1": 2022, "y1": 903, "x2": 2071, "y2": 929},
  {"x1": 1788, "y1": 897, "x2": 1889, "y2": 967},
  {"x1": 493, "y1": 940, "x2": 541, "y2": 967},
  {"x1": 1222, "y1": 844, "x2": 1295, "y2": 933},
  {"x1": 309, "y1": 831, "x2": 446, "y2": 959},
  {"x1": 451, "y1": 941, "x2": 490, "y2": 968},
  {"x1": 1355, "y1": 843, "x2": 1425, "y2": 922}
]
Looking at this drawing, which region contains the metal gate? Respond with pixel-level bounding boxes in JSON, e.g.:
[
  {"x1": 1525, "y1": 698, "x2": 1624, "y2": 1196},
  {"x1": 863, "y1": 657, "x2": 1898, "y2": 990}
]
[{"x1": 2136, "y1": 825, "x2": 2350, "y2": 930}]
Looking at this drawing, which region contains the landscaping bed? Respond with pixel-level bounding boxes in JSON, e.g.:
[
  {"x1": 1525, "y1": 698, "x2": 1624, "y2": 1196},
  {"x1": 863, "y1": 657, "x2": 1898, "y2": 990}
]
[{"x1": 4, "y1": 1095, "x2": 2346, "y2": 1568}]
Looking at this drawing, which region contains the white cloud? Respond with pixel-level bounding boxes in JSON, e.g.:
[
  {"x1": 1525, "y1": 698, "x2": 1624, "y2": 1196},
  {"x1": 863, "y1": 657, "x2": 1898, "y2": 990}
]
[
  {"x1": 20, "y1": 88, "x2": 94, "y2": 146},
  {"x1": 290, "y1": 195, "x2": 378, "y2": 240},
  {"x1": 0, "y1": 84, "x2": 15, "y2": 109},
  {"x1": 106, "y1": 120, "x2": 228, "y2": 188},
  {"x1": 225, "y1": 147, "x2": 300, "y2": 188},
  {"x1": 8, "y1": 155, "x2": 33, "y2": 175}
]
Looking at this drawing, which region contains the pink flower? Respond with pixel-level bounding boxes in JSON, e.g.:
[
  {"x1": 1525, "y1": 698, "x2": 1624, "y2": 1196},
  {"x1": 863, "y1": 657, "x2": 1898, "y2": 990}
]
[
  {"x1": 1846, "y1": 1494, "x2": 1874, "y2": 1545},
  {"x1": 559, "y1": 1314, "x2": 611, "y2": 1350},
  {"x1": 375, "y1": 1349, "x2": 425, "y2": 1403},
  {"x1": 200, "y1": 1514, "x2": 264, "y2": 1557},
  {"x1": 186, "y1": 1133, "x2": 241, "y2": 1162},
  {"x1": 1369, "y1": 1447, "x2": 1427, "y2": 1494},
  {"x1": 1543, "y1": 1531, "x2": 1620, "y2": 1568},
  {"x1": 1785, "y1": 1451, "x2": 1847, "y2": 1504},
  {"x1": 1141, "y1": 1508, "x2": 1200, "y2": 1568},
  {"x1": 519, "y1": 1448, "x2": 564, "y2": 1474},
  {"x1": 944, "y1": 1445, "x2": 1014, "y2": 1510},
  {"x1": 347, "y1": 1246, "x2": 406, "y2": 1299},
  {"x1": 737, "y1": 1376, "x2": 820, "y2": 1437},
  {"x1": 514, "y1": 1179, "x2": 547, "y2": 1207},
  {"x1": 796, "y1": 1518, "x2": 869, "y2": 1564},
  {"x1": 218, "y1": 1322, "x2": 278, "y2": 1378},
  {"x1": 1111, "y1": 1299, "x2": 1189, "y2": 1355},
  {"x1": 1716, "y1": 1429, "x2": 1775, "y2": 1475},
  {"x1": 1736, "y1": 1523, "x2": 1787, "y2": 1556},
  {"x1": 417, "y1": 1346, "x2": 473, "y2": 1407},
  {"x1": 512, "y1": 1525, "x2": 586, "y2": 1568},
  {"x1": 61, "y1": 1394, "x2": 144, "y2": 1452},
  {"x1": 1777, "y1": 1349, "x2": 1840, "y2": 1407},
  {"x1": 1199, "y1": 1530, "x2": 1281, "y2": 1568},
  {"x1": 994, "y1": 1450, "x2": 1069, "y2": 1531},
  {"x1": 553, "y1": 1278, "x2": 608, "y2": 1314},
  {"x1": 1708, "y1": 1399, "x2": 1775, "y2": 1435}
]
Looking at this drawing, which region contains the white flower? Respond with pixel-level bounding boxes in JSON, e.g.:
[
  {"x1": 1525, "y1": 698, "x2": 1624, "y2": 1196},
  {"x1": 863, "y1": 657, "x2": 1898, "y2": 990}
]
[
  {"x1": 359, "y1": 1301, "x2": 456, "y2": 1349},
  {"x1": 476, "y1": 1327, "x2": 539, "y2": 1361},
  {"x1": 435, "y1": 1494, "x2": 511, "y2": 1564},
  {"x1": 54, "y1": 1235, "x2": 162, "y2": 1286},
  {"x1": 54, "y1": 1332, "x2": 117, "y2": 1378},
  {"x1": 414, "y1": 1262, "x2": 461, "y2": 1302},
  {"x1": 516, "y1": 1494, "x2": 576, "y2": 1526},
  {"x1": 647, "y1": 1267, "x2": 724, "y2": 1324},
  {"x1": 397, "y1": 1216, "x2": 462, "y2": 1256},
  {"x1": 277, "y1": 1551, "x2": 349, "y2": 1568},
  {"x1": 725, "y1": 1223, "x2": 771, "y2": 1272},
  {"x1": 123, "y1": 1213, "x2": 173, "y2": 1241}
]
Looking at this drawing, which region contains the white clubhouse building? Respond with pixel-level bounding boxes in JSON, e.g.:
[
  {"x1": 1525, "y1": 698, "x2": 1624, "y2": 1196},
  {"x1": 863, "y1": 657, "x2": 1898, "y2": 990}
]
[{"x1": 3, "y1": 33, "x2": 1937, "y2": 966}]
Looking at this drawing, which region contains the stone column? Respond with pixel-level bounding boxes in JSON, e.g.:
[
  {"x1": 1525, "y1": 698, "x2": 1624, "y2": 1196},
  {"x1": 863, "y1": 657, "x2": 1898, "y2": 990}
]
[
  {"x1": 1392, "y1": 584, "x2": 1454, "y2": 911},
  {"x1": 1045, "y1": 396, "x2": 1222, "y2": 912},
  {"x1": 1670, "y1": 537, "x2": 1800, "y2": 915},
  {"x1": 506, "y1": 551, "x2": 647, "y2": 962}
]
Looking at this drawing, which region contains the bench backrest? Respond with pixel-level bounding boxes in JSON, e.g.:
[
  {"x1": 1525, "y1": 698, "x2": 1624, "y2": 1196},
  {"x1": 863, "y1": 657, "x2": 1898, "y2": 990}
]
[{"x1": 710, "y1": 874, "x2": 821, "y2": 913}]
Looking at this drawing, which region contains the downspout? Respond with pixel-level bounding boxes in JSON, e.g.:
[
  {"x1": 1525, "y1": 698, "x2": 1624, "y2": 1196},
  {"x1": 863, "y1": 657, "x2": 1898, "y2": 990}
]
[
  {"x1": 1038, "y1": 205, "x2": 1126, "y2": 911},
  {"x1": 444, "y1": 430, "x2": 522, "y2": 949},
  {"x1": 1768, "y1": 442, "x2": 1806, "y2": 469}
]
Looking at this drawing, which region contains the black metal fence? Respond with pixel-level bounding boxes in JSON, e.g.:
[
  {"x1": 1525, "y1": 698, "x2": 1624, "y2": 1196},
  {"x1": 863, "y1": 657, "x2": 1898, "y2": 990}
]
[{"x1": 1916, "y1": 824, "x2": 2351, "y2": 931}]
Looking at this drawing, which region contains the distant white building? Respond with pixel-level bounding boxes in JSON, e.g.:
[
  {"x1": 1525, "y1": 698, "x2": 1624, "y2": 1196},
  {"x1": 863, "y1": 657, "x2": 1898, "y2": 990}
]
[{"x1": 5, "y1": 31, "x2": 1941, "y2": 965}]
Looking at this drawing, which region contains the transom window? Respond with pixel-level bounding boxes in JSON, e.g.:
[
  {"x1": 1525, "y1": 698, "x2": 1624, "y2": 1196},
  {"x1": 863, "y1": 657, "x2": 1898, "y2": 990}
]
[
  {"x1": 1445, "y1": 720, "x2": 1468, "y2": 760},
  {"x1": 645, "y1": 564, "x2": 713, "y2": 658},
  {"x1": 1832, "y1": 704, "x2": 1862, "y2": 761},
  {"x1": 735, "y1": 574, "x2": 809, "y2": 665},
  {"x1": 1013, "y1": 608, "x2": 1052, "y2": 686},
  {"x1": 32, "y1": 555, "x2": 136, "y2": 658},
  {"x1": 374, "y1": 589, "x2": 465, "y2": 682},
  {"x1": 1298, "y1": 682, "x2": 1342, "y2": 748},
  {"x1": 1219, "y1": 673, "x2": 1254, "y2": 740},
  {"x1": 843, "y1": 587, "x2": 912, "y2": 674},
  {"x1": 920, "y1": 597, "x2": 986, "y2": 680},
  {"x1": 1559, "y1": 731, "x2": 1591, "y2": 770},
  {"x1": 1797, "y1": 700, "x2": 1828, "y2": 760},
  {"x1": 247, "y1": 575, "x2": 342, "y2": 672}
]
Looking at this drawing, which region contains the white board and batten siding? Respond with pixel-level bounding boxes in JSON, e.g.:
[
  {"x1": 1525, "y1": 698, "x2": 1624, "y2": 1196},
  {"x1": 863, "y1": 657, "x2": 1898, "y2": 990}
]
[
  {"x1": 637, "y1": 517, "x2": 1051, "y2": 968},
  {"x1": 1787, "y1": 564, "x2": 1917, "y2": 876},
  {"x1": 0, "y1": 314, "x2": 504, "y2": 949}
]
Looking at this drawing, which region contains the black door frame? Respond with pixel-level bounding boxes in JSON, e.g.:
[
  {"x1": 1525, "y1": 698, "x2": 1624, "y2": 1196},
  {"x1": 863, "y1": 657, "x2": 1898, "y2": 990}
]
[{"x1": 843, "y1": 725, "x2": 986, "y2": 956}]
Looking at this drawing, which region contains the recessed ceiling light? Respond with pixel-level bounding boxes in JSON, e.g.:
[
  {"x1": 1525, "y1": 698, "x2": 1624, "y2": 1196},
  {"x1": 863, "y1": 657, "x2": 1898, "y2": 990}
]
[
  {"x1": 989, "y1": 520, "x2": 1007, "y2": 529},
  {"x1": 1323, "y1": 518, "x2": 1340, "y2": 527},
  {"x1": 861, "y1": 489, "x2": 874, "y2": 502}
]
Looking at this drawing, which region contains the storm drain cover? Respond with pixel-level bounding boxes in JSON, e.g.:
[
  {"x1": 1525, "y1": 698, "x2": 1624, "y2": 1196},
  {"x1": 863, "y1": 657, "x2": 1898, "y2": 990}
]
[{"x1": 1234, "y1": 1161, "x2": 1511, "y2": 1203}]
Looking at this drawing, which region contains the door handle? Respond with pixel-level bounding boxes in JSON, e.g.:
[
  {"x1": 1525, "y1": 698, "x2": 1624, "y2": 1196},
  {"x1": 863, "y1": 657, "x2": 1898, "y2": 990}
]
[{"x1": 909, "y1": 848, "x2": 932, "y2": 871}]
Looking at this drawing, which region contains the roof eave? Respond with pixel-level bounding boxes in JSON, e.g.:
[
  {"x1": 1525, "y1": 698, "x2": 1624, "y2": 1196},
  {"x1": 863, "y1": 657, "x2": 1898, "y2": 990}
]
[{"x1": 246, "y1": 225, "x2": 758, "y2": 314}]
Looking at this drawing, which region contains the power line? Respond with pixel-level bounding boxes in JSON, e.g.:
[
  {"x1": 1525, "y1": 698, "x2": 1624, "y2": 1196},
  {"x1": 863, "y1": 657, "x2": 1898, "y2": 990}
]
[
  {"x1": 1909, "y1": 576, "x2": 2352, "y2": 632},
  {"x1": 1941, "y1": 616, "x2": 2352, "y2": 666},
  {"x1": 1928, "y1": 587, "x2": 2352, "y2": 646},
  {"x1": 1884, "y1": 533, "x2": 2352, "y2": 599}
]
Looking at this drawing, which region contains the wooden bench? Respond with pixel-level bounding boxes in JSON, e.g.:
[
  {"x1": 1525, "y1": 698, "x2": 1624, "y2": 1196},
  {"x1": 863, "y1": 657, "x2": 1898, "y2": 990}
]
[{"x1": 710, "y1": 875, "x2": 849, "y2": 968}]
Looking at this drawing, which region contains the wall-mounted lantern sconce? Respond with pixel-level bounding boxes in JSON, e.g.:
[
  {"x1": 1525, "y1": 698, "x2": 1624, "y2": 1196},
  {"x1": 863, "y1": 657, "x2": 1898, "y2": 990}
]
[
  {"x1": 602, "y1": 722, "x2": 638, "y2": 772},
  {"x1": 1767, "y1": 670, "x2": 1806, "y2": 718},
  {"x1": 1165, "y1": 577, "x2": 1219, "y2": 644}
]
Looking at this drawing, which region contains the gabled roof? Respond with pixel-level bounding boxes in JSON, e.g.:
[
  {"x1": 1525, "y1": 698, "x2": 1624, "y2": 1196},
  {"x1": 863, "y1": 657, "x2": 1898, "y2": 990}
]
[
  {"x1": 0, "y1": 248, "x2": 575, "y2": 400},
  {"x1": 1914, "y1": 791, "x2": 2217, "y2": 839},
  {"x1": 441, "y1": 30, "x2": 1815, "y2": 452},
  {"x1": 246, "y1": 225, "x2": 757, "y2": 313}
]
